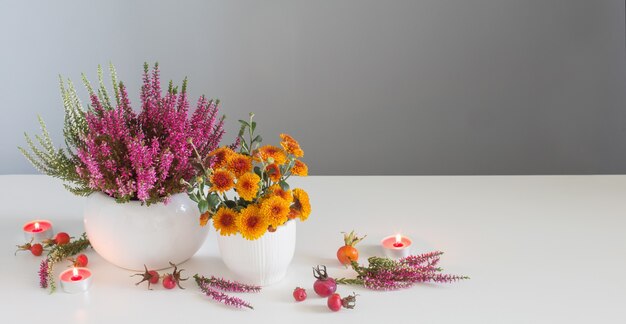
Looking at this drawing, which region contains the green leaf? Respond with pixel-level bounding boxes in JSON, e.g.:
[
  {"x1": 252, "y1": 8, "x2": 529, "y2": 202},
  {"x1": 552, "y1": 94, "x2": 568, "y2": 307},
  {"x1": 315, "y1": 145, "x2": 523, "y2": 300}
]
[
  {"x1": 207, "y1": 193, "x2": 220, "y2": 208},
  {"x1": 238, "y1": 119, "x2": 250, "y2": 127},
  {"x1": 279, "y1": 181, "x2": 290, "y2": 191},
  {"x1": 253, "y1": 166, "x2": 262, "y2": 177},
  {"x1": 237, "y1": 124, "x2": 246, "y2": 137},
  {"x1": 198, "y1": 200, "x2": 209, "y2": 214},
  {"x1": 252, "y1": 134, "x2": 262, "y2": 144},
  {"x1": 251, "y1": 121, "x2": 257, "y2": 133},
  {"x1": 224, "y1": 200, "x2": 237, "y2": 208}
]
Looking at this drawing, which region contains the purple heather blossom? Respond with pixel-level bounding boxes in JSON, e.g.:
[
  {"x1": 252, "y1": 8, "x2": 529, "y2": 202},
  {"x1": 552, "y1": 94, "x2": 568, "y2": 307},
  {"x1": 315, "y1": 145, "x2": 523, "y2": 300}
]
[
  {"x1": 363, "y1": 276, "x2": 414, "y2": 290},
  {"x1": 75, "y1": 63, "x2": 226, "y2": 203},
  {"x1": 194, "y1": 274, "x2": 259, "y2": 309},
  {"x1": 199, "y1": 275, "x2": 261, "y2": 293},
  {"x1": 38, "y1": 259, "x2": 49, "y2": 288},
  {"x1": 198, "y1": 282, "x2": 254, "y2": 309},
  {"x1": 400, "y1": 251, "x2": 444, "y2": 268}
]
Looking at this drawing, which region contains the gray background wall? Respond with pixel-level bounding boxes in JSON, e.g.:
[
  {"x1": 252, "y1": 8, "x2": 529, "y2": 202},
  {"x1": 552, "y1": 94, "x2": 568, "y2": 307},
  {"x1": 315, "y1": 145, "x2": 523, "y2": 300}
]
[{"x1": 1, "y1": 0, "x2": 625, "y2": 175}]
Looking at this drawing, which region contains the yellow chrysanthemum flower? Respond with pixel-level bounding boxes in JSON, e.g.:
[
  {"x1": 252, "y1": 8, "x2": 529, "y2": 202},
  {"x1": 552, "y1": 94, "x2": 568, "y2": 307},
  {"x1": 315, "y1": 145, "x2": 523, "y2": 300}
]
[
  {"x1": 236, "y1": 205, "x2": 269, "y2": 240},
  {"x1": 235, "y1": 172, "x2": 261, "y2": 201},
  {"x1": 207, "y1": 147, "x2": 235, "y2": 169},
  {"x1": 280, "y1": 134, "x2": 304, "y2": 157},
  {"x1": 265, "y1": 163, "x2": 281, "y2": 182},
  {"x1": 227, "y1": 153, "x2": 253, "y2": 177},
  {"x1": 210, "y1": 169, "x2": 235, "y2": 193},
  {"x1": 291, "y1": 160, "x2": 308, "y2": 176},
  {"x1": 257, "y1": 145, "x2": 287, "y2": 164},
  {"x1": 290, "y1": 188, "x2": 311, "y2": 221},
  {"x1": 260, "y1": 196, "x2": 290, "y2": 228},
  {"x1": 213, "y1": 207, "x2": 239, "y2": 236},
  {"x1": 267, "y1": 184, "x2": 293, "y2": 203}
]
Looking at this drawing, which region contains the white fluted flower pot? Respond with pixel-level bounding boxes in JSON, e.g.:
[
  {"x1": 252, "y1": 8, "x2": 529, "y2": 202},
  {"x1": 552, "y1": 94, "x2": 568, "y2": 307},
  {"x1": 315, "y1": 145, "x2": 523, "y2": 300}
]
[
  {"x1": 83, "y1": 192, "x2": 209, "y2": 271},
  {"x1": 217, "y1": 220, "x2": 296, "y2": 286}
]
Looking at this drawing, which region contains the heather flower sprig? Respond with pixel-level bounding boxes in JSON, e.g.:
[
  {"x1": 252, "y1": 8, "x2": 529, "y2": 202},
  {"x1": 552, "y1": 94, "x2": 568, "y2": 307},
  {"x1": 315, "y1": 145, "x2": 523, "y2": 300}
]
[
  {"x1": 193, "y1": 274, "x2": 259, "y2": 309},
  {"x1": 38, "y1": 259, "x2": 49, "y2": 289},
  {"x1": 194, "y1": 274, "x2": 261, "y2": 293},
  {"x1": 336, "y1": 252, "x2": 469, "y2": 290},
  {"x1": 40, "y1": 233, "x2": 91, "y2": 293},
  {"x1": 20, "y1": 63, "x2": 227, "y2": 205}
]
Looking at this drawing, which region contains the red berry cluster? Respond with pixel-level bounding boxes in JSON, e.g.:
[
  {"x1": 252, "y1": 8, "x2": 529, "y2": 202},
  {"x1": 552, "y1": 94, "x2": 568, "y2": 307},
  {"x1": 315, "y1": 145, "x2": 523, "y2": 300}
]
[
  {"x1": 291, "y1": 265, "x2": 358, "y2": 312},
  {"x1": 16, "y1": 232, "x2": 89, "y2": 267},
  {"x1": 15, "y1": 232, "x2": 73, "y2": 257},
  {"x1": 133, "y1": 262, "x2": 187, "y2": 290}
]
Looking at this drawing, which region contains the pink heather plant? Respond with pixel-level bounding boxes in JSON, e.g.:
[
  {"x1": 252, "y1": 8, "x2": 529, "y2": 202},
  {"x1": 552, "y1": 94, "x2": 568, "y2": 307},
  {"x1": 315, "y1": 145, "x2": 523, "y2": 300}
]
[
  {"x1": 194, "y1": 274, "x2": 259, "y2": 309},
  {"x1": 38, "y1": 259, "x2": 49, "y2": 289},
  {"x1": 193, "y1": 274, "x2": 261, "y2": 293},
  {"x1": 20, "y1": 63, "x2": 228, "y2": 205},
  {"x1": 336, "y1": 251, "x2": 469, "y2": 290}
]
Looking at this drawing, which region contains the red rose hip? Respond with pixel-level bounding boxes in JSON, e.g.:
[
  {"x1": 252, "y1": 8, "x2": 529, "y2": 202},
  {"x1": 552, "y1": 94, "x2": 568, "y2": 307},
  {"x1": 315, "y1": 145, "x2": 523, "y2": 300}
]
[
  {"x1": 30, "y1": 243, "x2": 43, "y2": 256},
  {"x1": 293, "y1": 287, "x2": 307, "y2": 302},
  {"x1": 73, "y1": 254, "x2": 88, "y2": 267},
  {"x1": 327, "y1": 293, "x2": 342, "y2": 312},
  {"x1": 54, "y1": 232, "x2": 71, "y2": 245},
  {"x1": 162, "y1": 274, "x2": 176, "y2": 289},
  {"x1": 327, "y1": 293, "x2": 358, "y2": 312},
  {"x1": 312, "y1": 265, "x2": 337, "y2": 297}
]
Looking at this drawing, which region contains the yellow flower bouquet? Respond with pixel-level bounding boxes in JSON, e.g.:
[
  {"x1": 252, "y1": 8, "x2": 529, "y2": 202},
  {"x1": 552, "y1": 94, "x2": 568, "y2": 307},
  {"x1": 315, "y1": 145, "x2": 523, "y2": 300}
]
[{"x1": 184, "y1": 113, "x2": 311, "y2": 240}]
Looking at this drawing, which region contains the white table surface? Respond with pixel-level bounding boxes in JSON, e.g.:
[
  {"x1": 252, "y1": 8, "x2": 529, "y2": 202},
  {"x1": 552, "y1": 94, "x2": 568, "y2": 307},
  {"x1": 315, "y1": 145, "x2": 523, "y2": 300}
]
[{"x1": 1, "y1": 175, "x2": 625, "y2": 323}]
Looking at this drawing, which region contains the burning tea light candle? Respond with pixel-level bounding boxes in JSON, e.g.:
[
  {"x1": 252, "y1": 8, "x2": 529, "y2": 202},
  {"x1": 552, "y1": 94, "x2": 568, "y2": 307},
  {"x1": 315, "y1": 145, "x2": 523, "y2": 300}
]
[
  {"x1": 23, "y1": 220, "x2": 54, "y2": 242},
  {"x1": 381, "y1": 233, "x2": 412, "y2": 259},
  {"x1": 70, "y1": 268, "x2": 83, "y2": 281},
  {"x1": 60, "y1": 267, "x2": 92, "y2": 293}
]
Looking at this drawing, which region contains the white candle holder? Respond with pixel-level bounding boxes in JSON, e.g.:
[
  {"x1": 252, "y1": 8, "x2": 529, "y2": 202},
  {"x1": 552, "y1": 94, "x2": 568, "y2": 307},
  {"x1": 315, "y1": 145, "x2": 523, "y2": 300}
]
[
  {"x1": 381, "y1": 234, "x2": 412, "y2": 259},
  {"x1": 59, "y1": 267, "x2": 92, "y2": 293},
  {"x1": 23, "y1": 220, "x2": 54, "y2": 242}
]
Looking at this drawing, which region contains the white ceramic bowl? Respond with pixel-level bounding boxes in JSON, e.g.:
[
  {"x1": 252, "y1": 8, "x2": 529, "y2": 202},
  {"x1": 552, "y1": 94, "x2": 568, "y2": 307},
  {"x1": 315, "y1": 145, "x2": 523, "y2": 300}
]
[
  {"x1": 84, "y1": 192, "x2": 209, "y2": 271},
  {"x1": 217, "y1": 220, "x2": 296, "y2": 286}
]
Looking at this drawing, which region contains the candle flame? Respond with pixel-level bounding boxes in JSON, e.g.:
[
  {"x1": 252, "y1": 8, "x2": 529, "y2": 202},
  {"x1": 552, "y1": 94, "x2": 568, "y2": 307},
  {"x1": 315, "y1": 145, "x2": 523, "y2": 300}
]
[
  {"x1": 73, "y1": 267, "x2": 79, "y2": 276},
  {"x1": 34, "y1": 222, "x2": 40, "y2": 230},
  {"x1": 395, "y1": 233, "x2": 402, "y2": 243}
]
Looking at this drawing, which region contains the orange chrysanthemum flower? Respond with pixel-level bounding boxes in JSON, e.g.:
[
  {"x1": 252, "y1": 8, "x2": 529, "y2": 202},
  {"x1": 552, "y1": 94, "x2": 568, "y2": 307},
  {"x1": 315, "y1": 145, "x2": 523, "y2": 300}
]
[
  {"x1": 260, "y1": 196, "x2": 290, "y2": 228},
  {"x1": 280, "y1": 134, "x2": 304, "y2": 157},
  {"x1": 257, "y1": 145, "x2": 287, "y2": 164},
  {"x1": 265, "y1": 163, "x2": 281, "y2": 182},
  {"x1": 227, "y1": 153, "x2": 253, "y2": 177},
  {"x1": 290, "y1": 160, "x2": 308, "y2": 176},
  {"x1": 235, "y1": 172, "x2": 261, "y2": 201},
  {"x1": 199, "y1": 212, "x2": 210, "y2": 227},
  {"x1": 267, "y1": 184, "x2": 293, "y2": 203},
  {"x1": 236, "y1": 205, "x2": 269, "y2": 240},
  {"x1": 210, "y1": 169, "x2": 235, "y2": 193},
  {"x1": 289, "y1": 188, "x2": 311, "y2": 221},
  {"x1": 207, "y1": 147, "x2": 235, "y2": 169},
  {"x1": 213, "y1": 207, "x2": 239, "y2": 236}
]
